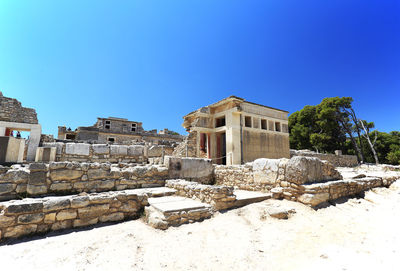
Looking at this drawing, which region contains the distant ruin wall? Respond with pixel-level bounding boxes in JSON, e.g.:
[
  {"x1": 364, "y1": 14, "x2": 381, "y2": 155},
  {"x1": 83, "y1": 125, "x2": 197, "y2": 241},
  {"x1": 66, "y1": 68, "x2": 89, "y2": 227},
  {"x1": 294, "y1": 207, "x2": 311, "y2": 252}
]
[
  {"x1": 0, "y1": 162, "x2": 169, "y2": 201},
  {"x1": 290, "y1": 150, "x2": 358, "y2": 167},
  {"x1": 0, "y1": 93, "x2": 38, "y2": 124},
  {"x1": 42, "y1": 142, "x2": 174, "y2": 163}
]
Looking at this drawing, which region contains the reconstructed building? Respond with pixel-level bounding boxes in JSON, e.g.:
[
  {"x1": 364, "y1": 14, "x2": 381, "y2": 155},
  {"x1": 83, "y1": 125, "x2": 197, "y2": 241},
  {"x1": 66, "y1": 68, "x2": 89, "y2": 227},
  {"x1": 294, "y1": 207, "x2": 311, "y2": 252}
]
[
  {"x1": 179, "y1": 96, "x2": 290, "y2": 165},
  {"x1": 58, "y1": 117, "x2": 183, "y2": 145},
  {"x1": 0, "y1": 92, "x2": 41, "y2": 162}
]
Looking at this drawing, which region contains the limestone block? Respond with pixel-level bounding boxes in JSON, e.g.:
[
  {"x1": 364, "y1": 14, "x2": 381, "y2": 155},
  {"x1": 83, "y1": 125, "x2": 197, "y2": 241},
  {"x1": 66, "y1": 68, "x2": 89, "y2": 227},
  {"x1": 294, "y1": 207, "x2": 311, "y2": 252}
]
[
  {"x1": 50, "y1": 182, "x2": 72, "y2": 191},
  {"x1": 17, "y1": 213, "x2": 44, "y2": 224},
  {"x1": 49, "y1": 162, "x2": 68, "y2": 170},
  {"x1": 44, "y1": 213, "x2": 56, "y2": 223},
  {"x1": 4, "y1": 200, "x2": 43, "y2": 214},
  {"x1": 70, "y1": 196, "x2": 90, "y2": 208},
  {"x1": 87, "y1": 168, "x2": 110, "y2": 180},
  {"x1": 92, "y1": 144, "x2": 110, "y2": 155},
  {"x1": 168, "y1": 157, "x2": 214, "y2": 183},
  {"x1": 4, "y1": 224, "x2": 37, "y2": 238},
  {"x1": 51, "y1": 220, "x2": 72, "y2": 231},
  {"x1": 29, "y1": 171, "x2": 47, "y2": 186},
  {"x1": 56, "y1": 209, "x2": 77, "y2": 220},
  {"x1": 73, "y1": 217, "x2": 98, "y2": 227},
  {"x1": 93, "y1": 180, "x2": 115, "y2": 190},
  {"x1": 29, "y1": 163, "x2": 47, "y2": 172},
  {"x1": 252, "y1": 158, "x2": 280, "y2": 184},
  {"x1": 50, "y1": 169, "x2": 83, "y2": 181},
  {"x1": 99, "y1": 212, "x2": 124, "y2": 222},
  {"x1": 148, "y1": 145, "x2": 163, "y2": 157},
  {"x1": 110, "y1": 145, "x2": 128, "y2": 156},
  {"x1": 43, "y1": 197, "x2": 71, "y2": 212},
  {"x1": 43, "y1": 142, "x2": 64, "y2": 155},
  {"x1": 297, "y1": 193, "x2": 330, "y2": 207},
  {"x1": 27, "y1": 184, "x2": 47, "y2": 195},
  {"x1": 128, "y1": 145, "x2": 144, "y2": 156},
  {"x1": 0, "y1": 215, "x2": 15, "y2": 227},
  {"x1": 0, "y1": 183, "x2": 16, "y2": 195},
  {"x1": 1, "y1": 169, "x2": 29, "y2": 184},
  {"x1": 78, "y1": 204, "x2": 110, "y2": 219},
  {"x1": 65, "y1": 143, "x2": 90, "y2": 156}
]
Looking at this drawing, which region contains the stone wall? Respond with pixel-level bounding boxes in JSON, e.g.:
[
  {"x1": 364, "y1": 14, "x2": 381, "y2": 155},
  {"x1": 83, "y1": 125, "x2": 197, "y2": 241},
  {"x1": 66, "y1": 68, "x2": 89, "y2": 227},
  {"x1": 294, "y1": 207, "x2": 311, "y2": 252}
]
[
  {"x1": 165, "y1": 179, "x2": 236, "y2": 210},
  {"x1": 0, "y1": 189, "x2": 148, "y2": 240},
  {"x1": 290, "y1": 150, "x2": 358, "y2": 167},
  {"x1": 0, "y1": 92, "x2": 38, "y2": 124},
  {"x1": 42, "y1": 142, "x2": 173, "y2": 163},
  {"x1": 165, "y1": 156, "x2": 214, "y2": 184},
  {"x1": 0, "y1": 162, "x2": 168, "y2": 201}
]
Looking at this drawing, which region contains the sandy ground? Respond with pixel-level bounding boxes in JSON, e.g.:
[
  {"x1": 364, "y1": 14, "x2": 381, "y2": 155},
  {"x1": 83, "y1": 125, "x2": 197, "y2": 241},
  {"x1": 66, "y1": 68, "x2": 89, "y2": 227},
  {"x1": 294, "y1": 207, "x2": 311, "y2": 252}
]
[{"x1": 1, "y1": 181, "x2": 400, "y2": 271}]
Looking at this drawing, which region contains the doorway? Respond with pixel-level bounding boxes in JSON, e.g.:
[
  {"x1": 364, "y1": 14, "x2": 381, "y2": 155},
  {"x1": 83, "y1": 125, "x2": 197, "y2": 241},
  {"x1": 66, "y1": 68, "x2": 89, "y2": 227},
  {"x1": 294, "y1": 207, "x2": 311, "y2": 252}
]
[{"x1": 216, "y1": 132, "x2": 226, "y2": 165}]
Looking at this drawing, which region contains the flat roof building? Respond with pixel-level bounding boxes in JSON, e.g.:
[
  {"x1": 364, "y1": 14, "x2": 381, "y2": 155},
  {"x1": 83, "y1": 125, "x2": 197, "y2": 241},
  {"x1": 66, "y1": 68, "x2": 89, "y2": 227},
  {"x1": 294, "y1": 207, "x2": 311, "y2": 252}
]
[{"x1": 180, "y1": 96, "x2": 290, "y2": 165}]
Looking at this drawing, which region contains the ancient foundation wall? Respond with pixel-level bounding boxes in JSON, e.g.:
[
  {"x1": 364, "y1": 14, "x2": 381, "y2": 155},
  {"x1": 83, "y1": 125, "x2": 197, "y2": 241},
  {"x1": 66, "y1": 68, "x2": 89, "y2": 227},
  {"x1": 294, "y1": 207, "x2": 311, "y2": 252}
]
[
  {"x1": 0, "y1": 189, "x2": 147, "y2": 240},
  {"x1": 165, "y1": 179, "x2": 236, "y2": 210},
  {"x1": 290, "y1": 150, "x2": 358, "y2": 167},
  {"x1": 42, "y1": 142, "x2": 173, "y2": 163},
  {"x1": 0, "y1": 162, "x2": 168, "y2": 201}
]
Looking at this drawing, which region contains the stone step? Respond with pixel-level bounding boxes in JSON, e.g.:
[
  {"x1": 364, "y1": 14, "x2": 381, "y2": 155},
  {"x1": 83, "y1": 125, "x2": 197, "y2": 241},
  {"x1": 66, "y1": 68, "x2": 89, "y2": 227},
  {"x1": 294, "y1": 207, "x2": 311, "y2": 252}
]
[
  {"x1": 233, "y1": 190, "x2": 271, "y2": 208},
  {"x1": 131, "y1": 187, "x2": 176, "y2": 198},
  {"x1": 146, "y1": 196, "x2": 212, "y2": 229}
]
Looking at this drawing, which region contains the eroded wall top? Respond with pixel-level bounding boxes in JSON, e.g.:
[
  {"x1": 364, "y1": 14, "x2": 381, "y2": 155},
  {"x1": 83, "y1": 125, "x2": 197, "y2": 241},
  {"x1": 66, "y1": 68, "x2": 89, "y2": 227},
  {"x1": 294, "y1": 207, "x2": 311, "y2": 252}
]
[{"x1": 0, "y1": 92, "x2": 38, "y2": 124}]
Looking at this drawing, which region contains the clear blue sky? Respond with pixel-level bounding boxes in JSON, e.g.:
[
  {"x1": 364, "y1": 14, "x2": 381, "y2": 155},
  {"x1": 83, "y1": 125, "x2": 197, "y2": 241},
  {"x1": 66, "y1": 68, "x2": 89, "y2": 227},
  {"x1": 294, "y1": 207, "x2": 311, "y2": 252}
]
[{"x1": 1, "y1": 0, "x2": 399, "y2": 136}]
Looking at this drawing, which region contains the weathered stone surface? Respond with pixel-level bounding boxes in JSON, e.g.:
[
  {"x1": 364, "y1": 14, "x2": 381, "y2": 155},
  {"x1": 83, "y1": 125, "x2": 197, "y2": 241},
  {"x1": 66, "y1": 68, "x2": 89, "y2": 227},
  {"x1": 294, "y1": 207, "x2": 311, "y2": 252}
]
[
  {"x1": 5, "y1": 201, "x2": 43, "y2": 214},
  {"x1": 26, "y1": 185, "x2": 47, "y2": 195},
  {"x1": 51, "y1": 220, "x2": 72, "y2": 231},
  {"x1": 65, "y1": 143, "x2": 90, "y2": 156},
  {"x1": 50, "y1": 169, "x2": 83, "y2": 181},
  {"x1": 92, "y1": 144, "x2": 110, "y2": 154},
  {"x1": 0, "y1": 215, "x2": 15, "y2": 227},
  {"x1": 43, "y1": 197, "x2": 70, "y2": 212},
  {"x1": 1, "y1": 170, "x2": 29, "y2": 184},
  {"x1": 28, "y1": 171, "x2": 47, "y2": 185},
  {"x1": 148, "y1": 145, "x2": 163, "y2": 157},
  {"x1": 78, "y1": 204, "x2": 109, "y2": 219},
  {"x1": 4, "y1": 224, "x2": 37, "y2": 238},
  {"x1": 253, "y1": 158, "x2": 281, "y2": 184},
  {"x1": 0, "y1": 183, "x2": 16, "y2": 195},
  {"x1": 267, "y1": 207, "x2": 290, "y2": 219},
  {"x1": 87, "y1": 169, "x2": 110, "y2": 180},
  {"x1": 70, "y1": 196, "x2": 90, "y2": 208},
  {"x1": 49, "y1": 162, "x2": 68, "y2": 170},
  {"x1": 92, "y1": 180, "x2": 115, "y2": 190},
  {"x1": 29, "y1": 163, "x2": 47, "y2": 172},
  {"x1": 56, "y1": 210, "x2": 77, "y2": 220},
  {"x1": 73, "y1": 217, "x2": 98, "y2": 227},
  {"x1": 128, "y1": 145, "x2": 144, "y2": 156},
  {"x1": 167, "y1": 157, "x2": 214, "y2": 184},
  {"x1": 99, "y1": 212, "x2": 124, "y2": 222},
  {"x1": 298, "y1": 193, "x2": 330, "y2": 206},
  {"x1": 44, "y1": 213, "x2": 56, "y2": 223},
  {"x1": 285, "y1": 156, "x2": 342, "y2": 185},
  {"x1": 50, "y1": 182, "x2": 73, "y2": 191},
  {"x1": 17, "y1": 213, "x2": 44, "y2": 224},
  {"x1": 110, "y1": 145, "x2": 128, "y2": 156}
]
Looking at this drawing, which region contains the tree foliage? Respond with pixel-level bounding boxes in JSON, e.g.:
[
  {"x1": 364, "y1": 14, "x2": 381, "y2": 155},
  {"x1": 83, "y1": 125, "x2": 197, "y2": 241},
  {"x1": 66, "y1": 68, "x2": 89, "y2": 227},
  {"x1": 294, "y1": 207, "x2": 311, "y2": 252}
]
[{"x1": 289, "y1": 97, "x2": 400, "y2": 165}]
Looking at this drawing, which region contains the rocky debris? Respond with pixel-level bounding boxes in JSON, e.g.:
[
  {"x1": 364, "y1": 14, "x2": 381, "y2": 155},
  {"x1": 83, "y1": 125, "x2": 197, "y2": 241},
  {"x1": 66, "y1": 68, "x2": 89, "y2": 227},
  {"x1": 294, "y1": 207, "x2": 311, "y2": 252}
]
[
  {"x1": 166, "y1": 156, "x2": 214, "y2": 184},
  {"x1": 267, "y1": 206, "x2": 296, "y2": 219}
]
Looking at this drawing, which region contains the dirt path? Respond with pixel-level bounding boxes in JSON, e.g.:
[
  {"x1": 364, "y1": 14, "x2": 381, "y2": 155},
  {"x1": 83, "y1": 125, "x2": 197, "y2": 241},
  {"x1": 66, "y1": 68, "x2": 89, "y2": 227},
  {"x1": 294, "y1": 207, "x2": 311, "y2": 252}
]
[{"x1": 1, "y1": 182, "x2": 399, "y2": 271}]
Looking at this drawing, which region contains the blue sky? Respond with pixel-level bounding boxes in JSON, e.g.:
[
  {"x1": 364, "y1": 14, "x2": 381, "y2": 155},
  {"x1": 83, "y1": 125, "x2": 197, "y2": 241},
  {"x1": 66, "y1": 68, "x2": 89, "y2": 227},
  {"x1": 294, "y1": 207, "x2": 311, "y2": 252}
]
[{"x1": 1, "y1": 0, "x2": 399, "y2": 136}]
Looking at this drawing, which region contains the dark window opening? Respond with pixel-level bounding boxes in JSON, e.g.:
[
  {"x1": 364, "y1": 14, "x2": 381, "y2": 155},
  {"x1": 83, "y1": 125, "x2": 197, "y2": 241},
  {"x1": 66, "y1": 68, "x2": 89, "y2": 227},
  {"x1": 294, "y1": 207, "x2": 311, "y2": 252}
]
[
  {"x1": 245, "y1": 116, "x2": 252, "y2": 128},
  {"x1": 275, "y1": 122, "x2": 281, "y2": 132},
  {"x1": 261, "y1": 119, "x2": 267, "y2": 130},
  {"x1": 108, "y1": 137, "x2": 115, "y2": 143},
  {"x1": 66, "y1": 134, "x2": 76, "y2": 140},
  {"x1": 215, "y1": 116, "x2": 226, "y2": 128},
  {"x1": 131, "y1": 123, "x2": 137, "y2": 132},
  {"x1": 200, "y1": 133, "x2": 207, "y2": 153}
]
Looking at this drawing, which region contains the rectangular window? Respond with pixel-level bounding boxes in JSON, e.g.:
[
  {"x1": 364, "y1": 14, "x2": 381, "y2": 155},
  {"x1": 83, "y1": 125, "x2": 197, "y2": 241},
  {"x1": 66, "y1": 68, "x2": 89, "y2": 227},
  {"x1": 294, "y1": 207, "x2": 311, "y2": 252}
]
[
  {"x1": 108, "y1": 137, "x2": 115, "y2": 143},
  {"x1": 245, "y1": 116, "x2": 252, "y2": 128},
  {"x1": 215, "y1": 116, "x2": 226, "y2": 128},
  {"x1": 261, "y1": 119, "x2": 267, "y2": 130},
  {"x1": 105, "y1": 120, "x2": 111, "y2": 129},
  {"x1": 275, "y1": 122, "x2": 281, "y2": 132},
  {"x1": 131, "y1": 123, "x2": 137, "y2": 132}
]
